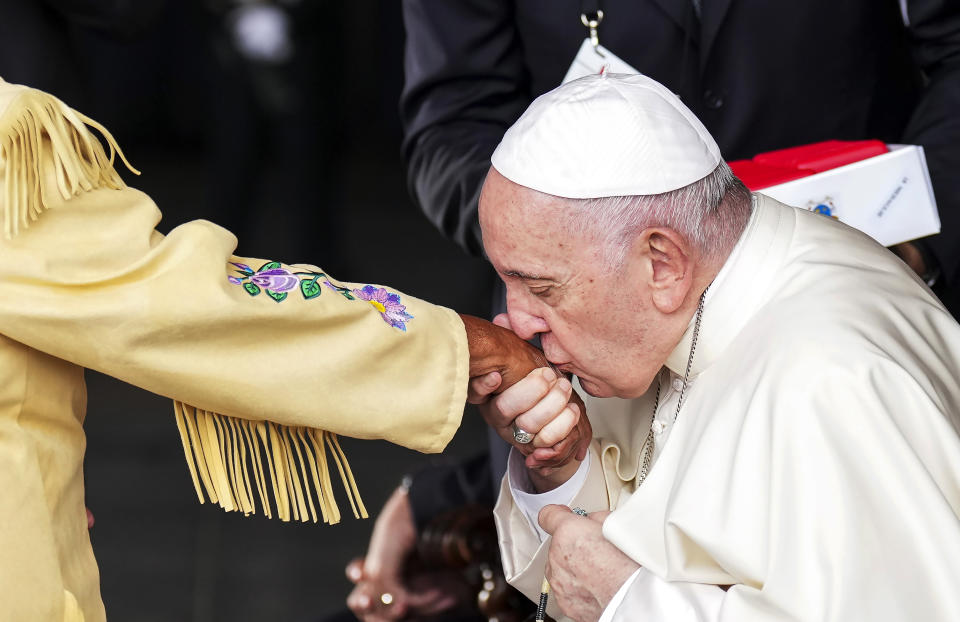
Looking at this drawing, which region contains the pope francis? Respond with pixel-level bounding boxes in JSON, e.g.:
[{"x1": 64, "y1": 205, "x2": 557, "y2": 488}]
[
  {"x1": 0, "y1": 78, "x2": 590, "y2": 621},
  {"x1": 473, "y1": 73, "x2": 960, "y2": 621}
]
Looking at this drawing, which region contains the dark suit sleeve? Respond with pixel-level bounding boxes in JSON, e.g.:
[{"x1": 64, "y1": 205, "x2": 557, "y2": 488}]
[
  {"x1": 901, "y1": 0, "x2": 960, "y2": 285},
  {"x1": 400, "y1": 0, "x2": 531, "y2": 256},
  {"x1": 407, "y1": 453, "x2": 496, "y2": 532}
]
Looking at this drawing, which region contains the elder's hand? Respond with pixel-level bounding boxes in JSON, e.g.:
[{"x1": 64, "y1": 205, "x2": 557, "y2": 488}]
[
  {"x1": 461, "y1": 314, "x2": 593, "y2": 480},
  {"x1": 460, "y1": 312, "x2": 552, "y2": 387},
  {"x1": 539, "y1": 506, "x2": 640, "y2": 622},
  {"x1": 464, "y1": 313, "x2": 591, "y2": 486}
]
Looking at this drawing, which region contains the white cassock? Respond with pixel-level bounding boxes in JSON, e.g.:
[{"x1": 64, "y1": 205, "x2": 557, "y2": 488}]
[{"x1": 494, "y1": 194, "x2": 960, "y2": 621}]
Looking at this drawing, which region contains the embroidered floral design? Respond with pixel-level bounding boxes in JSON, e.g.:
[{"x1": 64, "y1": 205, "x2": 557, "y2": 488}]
[
  {"x1": 323, "y1": 279, "x2": 355, "y2": 300},
  {"x1": 229, "y1": 262, "x2": 296, "y2": 302},
  {"x1": 353, "y1": 285, "x2": 415, "y2": 331},
  {"x1": 228, "y1": 261, "x2": 413, "y2": 331}
]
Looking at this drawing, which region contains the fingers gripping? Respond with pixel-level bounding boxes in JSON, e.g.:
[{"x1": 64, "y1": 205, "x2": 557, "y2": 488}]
[
  {"x1": 467, "y1": 370, "x2": 502, "y2": 404},
  {"x1": 511, "y1": 375, "x2": 574, "y2": 442},
  {"x1": 490, "y1": 367, "x2": 559, "y2": 427},
  {"x1": 532, "y1": 401, "x2": 580, "y2": 448},
  {"x1": 538, "y1": 504, "x2": 575, "y2": 536}
]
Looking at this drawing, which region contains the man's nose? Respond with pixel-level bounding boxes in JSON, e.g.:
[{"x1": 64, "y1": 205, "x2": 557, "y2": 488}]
[{"x1": 506, "y1": 305, "x2": 549, "y2": 341}]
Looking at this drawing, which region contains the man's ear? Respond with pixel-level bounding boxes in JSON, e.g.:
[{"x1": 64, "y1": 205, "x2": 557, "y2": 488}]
[{"x1": 639, "y1": 228, "x2": 693, "y2": 314}]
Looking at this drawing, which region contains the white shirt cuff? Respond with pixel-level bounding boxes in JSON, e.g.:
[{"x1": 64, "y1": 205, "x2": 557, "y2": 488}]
[
  {"x1": 598, "y1": 567, "x2": 644, "y2": 622},
  {"x1": 507, "y1": 448, "x2": 591, "y2": 542}
]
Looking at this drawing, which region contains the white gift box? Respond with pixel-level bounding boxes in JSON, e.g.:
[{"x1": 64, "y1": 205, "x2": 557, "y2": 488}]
[{"x1": 754, "y1": 144, "x2": 940, "y2": 247}]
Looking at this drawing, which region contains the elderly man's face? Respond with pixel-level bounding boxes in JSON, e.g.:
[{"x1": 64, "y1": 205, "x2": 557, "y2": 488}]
[{"x1": 479, "y1": 169, "x2": 670, "y2": 399}]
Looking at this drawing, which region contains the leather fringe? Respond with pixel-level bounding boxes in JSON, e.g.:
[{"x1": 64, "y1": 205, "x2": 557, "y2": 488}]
[
  {"x1": 0, "y1": 87, "x2": 139, "y2": 238},
  {"x1": 173, "y1": 401, "x2": 368, "y2": 524}
]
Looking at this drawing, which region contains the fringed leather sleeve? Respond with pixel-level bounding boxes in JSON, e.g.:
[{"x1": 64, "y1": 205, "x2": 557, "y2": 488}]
[{"x1": 0, "y1": 79, "x2": 469, "y2": 525}]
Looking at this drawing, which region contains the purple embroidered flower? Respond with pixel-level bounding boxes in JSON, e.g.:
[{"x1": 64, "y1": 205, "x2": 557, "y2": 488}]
[
  {"x1": 353, "y1": 285, "x2": 414, "y2": 331},
  {"x1": 227, "y1": 261, "x2": 414, "y2": 333},
  {"x1": 250, "y1": 268, "x2": 299, "y2": 292}
]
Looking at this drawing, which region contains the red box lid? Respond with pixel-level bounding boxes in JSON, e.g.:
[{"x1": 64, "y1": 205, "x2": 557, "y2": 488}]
[
  {"x1": 752, "y1": 139, "x2": 889, "y2": 173},
  {"x1": 728, "y1": 160, "x2": 815, "y2": 191}
]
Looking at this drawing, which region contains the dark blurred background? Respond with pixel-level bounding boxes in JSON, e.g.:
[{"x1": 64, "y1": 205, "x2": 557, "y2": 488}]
[{"x1": 1, "y1": 1, "x2": 495, "y2": 619}]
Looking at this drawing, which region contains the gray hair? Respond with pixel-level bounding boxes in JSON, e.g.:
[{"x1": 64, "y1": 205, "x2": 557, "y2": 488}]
[{"x1": 561, "y1": 161, "x2": 752, "y2": 267}]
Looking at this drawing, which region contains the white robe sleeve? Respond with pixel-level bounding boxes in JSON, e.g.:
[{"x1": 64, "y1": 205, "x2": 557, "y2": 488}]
[
  {"x1": 494, "y1": 441, "x2": 610, "y2": 620},
  {"x1": 503, "y1": 445, "x2": 726, "y2": 620}
]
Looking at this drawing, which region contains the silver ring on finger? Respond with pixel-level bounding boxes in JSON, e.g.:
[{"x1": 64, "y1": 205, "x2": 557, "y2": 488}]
[{"x1": 511, "y1": 420, "x2": 535, "y2": 444}]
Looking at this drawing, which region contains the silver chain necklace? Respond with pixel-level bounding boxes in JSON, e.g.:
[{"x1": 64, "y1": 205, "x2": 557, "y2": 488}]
[{"x1": 637, "y1": 285, "x2": 709, "y2": 485}]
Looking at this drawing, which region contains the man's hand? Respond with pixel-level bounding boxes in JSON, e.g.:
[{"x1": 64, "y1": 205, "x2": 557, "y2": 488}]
[
  {"x1": 345, "y1": 488, "x2": 468, "y2": 621},
  {"x1": 473, "y1": 366, "x2": 587, "y2": 489},
  {"x1": 460, "y1": 313, "x2": 591, "y2": 479},
  {"x1": 539, "y1": 506, "x2": 641, "y2": 622}
]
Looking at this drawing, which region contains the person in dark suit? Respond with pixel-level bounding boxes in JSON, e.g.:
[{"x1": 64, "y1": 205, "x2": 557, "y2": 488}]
[
  {"x1": 401, "y1": 0, "x2": 960, "y2": 298},
  {"x1": 342, "y1": 2, "x2": 960, "y2": 619}
]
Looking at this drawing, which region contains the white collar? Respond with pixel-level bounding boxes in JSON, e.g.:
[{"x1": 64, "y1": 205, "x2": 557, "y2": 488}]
[{"x1": 664, "y1": 194, "x2": 795, "y2": 378}]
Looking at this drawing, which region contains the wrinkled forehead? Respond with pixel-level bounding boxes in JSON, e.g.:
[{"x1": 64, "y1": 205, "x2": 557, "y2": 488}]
[
  {"x1": 479, "y1": 167, "x2": 581, "y2": 271},
  {"x1": 480, "y1": 167, "x2": 562, "y2": 229}
]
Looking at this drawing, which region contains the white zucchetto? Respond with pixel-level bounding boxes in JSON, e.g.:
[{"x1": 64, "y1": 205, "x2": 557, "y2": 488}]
[{"x1": 491, "y1": 72, "x2": 722, "y2": 199}]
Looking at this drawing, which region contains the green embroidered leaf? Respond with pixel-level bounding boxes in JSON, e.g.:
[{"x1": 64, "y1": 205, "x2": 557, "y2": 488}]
[
  {"x1": 339, "y1": 291, "x2": 355, "y2": 301},
  {"x1": 300, "y1": 278, "x2": 322, "y2": 299},
  {"x1": 243, "y1": 282, "x2": 261, "y2": 296},
  {"x1": 266, "y1": 290, "x2": 288, "y2": 303},
  {"x1": 260, "y1": 261, "x2": 282, "y2": 271}
]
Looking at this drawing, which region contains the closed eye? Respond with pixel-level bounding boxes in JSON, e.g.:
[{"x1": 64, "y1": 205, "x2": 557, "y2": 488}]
[{"x1": 530, "y1": 285, "x2": 553, "y2": 298}]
